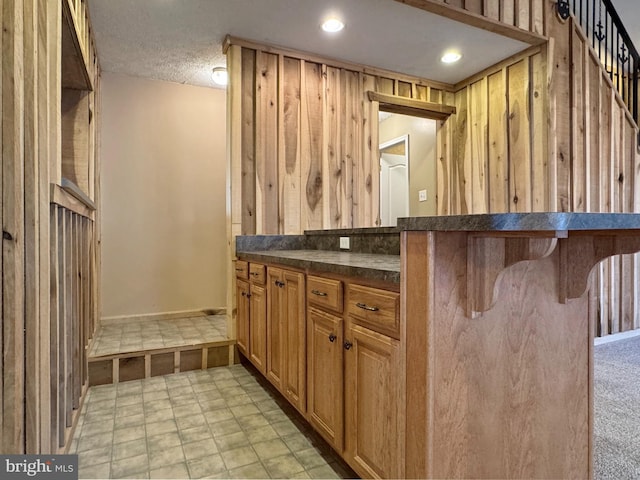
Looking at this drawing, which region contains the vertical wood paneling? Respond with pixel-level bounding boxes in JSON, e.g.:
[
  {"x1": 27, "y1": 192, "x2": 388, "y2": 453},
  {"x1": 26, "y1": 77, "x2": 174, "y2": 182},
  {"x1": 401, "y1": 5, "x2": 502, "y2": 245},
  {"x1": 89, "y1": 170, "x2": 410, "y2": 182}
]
[
  {"x1": 300, "y1": 61, "x2": 324, "y2": 230},
  {"x1": 501, "y1": 0, "x2": 515, "y2": 26},
  {"x1": 515, "y1": 0, "x2": 530, "y2": 31},
  {"x1": 240, "y1": 48, "x2": 256, "y2": 235},
  {"x1": 343, "y1": 70, "x2": 361, "y2": 227},
  {"x1": 464, "y1": 0, "x2": 483, "y2": 15},
  {"x1": 397, "y1": 81, "x2": 412, "y2": 98},
  {"x1": 488, "y1": 70, "x2": 508, "y2": 212},
  {"x1": 2, "y1": 0, "x2": 26, "y2": 454},
  {"x1": 281, "y1": 56, "x2": 302, "y2": 233},
  {"x1": 377, "y1": 77, "x2": 394, "y2": 95},
  {"x1": 49, "y1": 205, "x2": 59, "y2": 451},
  {"x1": 361, "y1": 73, "x2": 377, "y2": 226},
  {"x1": 453, "y1": 88, "x2": 470, "y2": 214},
  {"x1": 571, "y1": 28, "x2": 586, "y2": 212},
  {"x1": 326, "y1": 67, "x2": 344, "y2": 229},
  {"x1": 255, "y1": 51, "x2": 278, "y2": 234},
  {"x1": 469, "y1": 78, "x2": 488, "y2": 213},
  {"x1": 507, "y1": 59, "x2": 531, "y2": 212},
  {"x1": 531, "y1": 52, "x2": 548, "y2": 212},
  {"x1": 586, "y1": 56, "x2": 600, "y2": 212},
  {"x1": 484, "y1": 0, "x2": 500, "y2": 20}
]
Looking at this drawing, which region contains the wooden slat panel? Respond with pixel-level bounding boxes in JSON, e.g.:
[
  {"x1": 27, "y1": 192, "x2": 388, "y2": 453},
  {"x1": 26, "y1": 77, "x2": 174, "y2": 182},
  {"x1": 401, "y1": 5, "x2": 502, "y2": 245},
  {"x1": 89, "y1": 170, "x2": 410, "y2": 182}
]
[
  {"x1": 531, "y1": 0, "x2": 545, "y2": 35},
  {"x1": 361, "y1": 73, "x2": 377, "y2": 226},
  {"x1": 397, "y1": 81, "x2": 412, "y2": 98},
  {"x1": 24, "y1": 0, "x2": 40, "y2": 454},
  {"x1": 484, "y1": 0, "x2": 500, "y2": 20},
  {"x1": 342, "y1": 70, "x2": 360, "y2": 227},
  {"x1": 436, "y1": 91, "x2": 455, "y2": 215},
  {"x1": 531, "y1": 52, "x2": 548, "y2": 212},
  {"x1": 415, "y1": 84, "x2": 429, "y2": 101},
  {"x1": 2, "y1": 0, "x2": 26, "y2": 453},
  {"x1": 488, "y1": 70, "x2": 508, "y2": 212},
  {"x1": 501, "y1": 0, "x2": 515, "y2": 26},
  {"x1": 255, "y1": 51, "x2": 278, "y2": 234},
  {"x1": 571, "y1": 28, "x2": 586, "y2": 212},
  {"x1": 326, "y1": 67, "x2": 344, "y2": 229},
  {"x1": 507, "y1": 59, "x2": 531, "y2": 212},
  {"x1": 586, "y1": 55, "x2": 600, "y2": 212},
  {"x1": 57, "y1": 207, "x2": 66, "y2": 447},
  {"x1": 281, "y1": 56, "x2": 301, "y2": 234},
  {"x1": 241, "y1": 48, "x2": 256, "y2": 235},
  {"x1": 515, "y1": 0, "x2": 529, "y2": 31},
  {"x1": 620, "y1": 117, "x2": 635, "y2": 332},
  {"x1": 464, "y1": 0, "x2": 483, "y2": 15},
  {"x1": 469, "y1": 78, "x2": 488, "y2": 213},
  {"x1": 377, "y1": 77, "x2": 394, "y2": 95},
  {"x1": 300, "y1": 61, "x2": 324, "y2": 230},
  {"x1": 453, "y1": 88, "x2": 470, "y2": 214},
  {"x1": 65, "y1": 210, "x2": 73, "y2": 427}
]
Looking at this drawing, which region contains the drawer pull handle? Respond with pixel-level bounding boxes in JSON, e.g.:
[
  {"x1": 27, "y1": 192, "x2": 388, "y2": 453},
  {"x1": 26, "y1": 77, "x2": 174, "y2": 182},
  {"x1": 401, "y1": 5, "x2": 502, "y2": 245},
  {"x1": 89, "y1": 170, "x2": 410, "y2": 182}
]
[
  {"x1": 329, "y1": 333, "x2": 337, "y2": 343},
  {"x1": 250, "y1": 272, "x2": 260, "y2": 276},
  {"x1": 356, "y1": 302, "x2": 379, "y2": 312},
  {"x1": 311, "y1": 290, "x2": 327, "y2": 297},
  {"x1": 344, "y1": 341, "x2": 353, "y2": 350},
  {"x1": 235, "y1": 268, "x2": 244, "y2": 272}
]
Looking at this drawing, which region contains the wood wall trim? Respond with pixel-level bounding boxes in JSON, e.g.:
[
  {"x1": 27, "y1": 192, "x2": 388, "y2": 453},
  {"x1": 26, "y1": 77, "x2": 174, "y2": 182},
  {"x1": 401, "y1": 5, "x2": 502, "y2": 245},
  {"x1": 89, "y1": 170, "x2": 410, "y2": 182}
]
[
  {"x1": 367, "y1": 91, "x2": 456, "y2": 120},
  {"x1": 394, "y1": 0, "x2": 547, "y2": 45},
  {"x1": 50, "y1": 184, "x2": 94, "y2": 219},
  {"x1": 223, "y1": 35, "x2": 455, "y2": 92}
]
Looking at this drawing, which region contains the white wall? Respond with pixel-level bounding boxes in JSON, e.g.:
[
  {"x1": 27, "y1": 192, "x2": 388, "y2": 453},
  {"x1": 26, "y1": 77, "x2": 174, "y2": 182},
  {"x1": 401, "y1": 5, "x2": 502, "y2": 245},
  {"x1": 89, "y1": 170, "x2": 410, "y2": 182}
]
[
  {"x1": 379, "y1": 113, "x2": 437, "y2": 217},
  {"x1": 100, "y1": 73, "x2": 227, "y2": 318}
]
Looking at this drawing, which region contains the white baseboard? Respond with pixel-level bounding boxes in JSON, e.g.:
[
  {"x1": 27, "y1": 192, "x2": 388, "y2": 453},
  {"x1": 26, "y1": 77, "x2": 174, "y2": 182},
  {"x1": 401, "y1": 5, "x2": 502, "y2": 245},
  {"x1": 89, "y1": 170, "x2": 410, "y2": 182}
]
[
  {"x1": 594, "y1": 328, "x2": 640, "y2": 346},
  {"x1": 101, "y1": 307, "x2": 225, "y2": 323}
]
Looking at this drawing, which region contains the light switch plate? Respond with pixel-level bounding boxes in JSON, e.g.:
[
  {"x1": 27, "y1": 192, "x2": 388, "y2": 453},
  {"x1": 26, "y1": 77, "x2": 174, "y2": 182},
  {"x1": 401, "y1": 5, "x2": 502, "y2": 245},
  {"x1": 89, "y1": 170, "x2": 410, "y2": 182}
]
[
  {"x1": 419, "y1": 189, "x2": 427, "y2": 202},
  {"x1": 340, "y1": 237, "x2": 350, "y2": 250}
]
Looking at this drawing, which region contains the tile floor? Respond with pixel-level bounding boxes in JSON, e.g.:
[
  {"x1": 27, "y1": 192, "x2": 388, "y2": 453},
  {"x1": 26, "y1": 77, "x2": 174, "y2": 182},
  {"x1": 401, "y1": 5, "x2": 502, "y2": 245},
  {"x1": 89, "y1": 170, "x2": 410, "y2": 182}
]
[
  {"x1": 71, "y1": 364, "x2": 355, "y2": 479},
  {"x1": 89, "y1": 315, "x2": 228, "y2": 357}
]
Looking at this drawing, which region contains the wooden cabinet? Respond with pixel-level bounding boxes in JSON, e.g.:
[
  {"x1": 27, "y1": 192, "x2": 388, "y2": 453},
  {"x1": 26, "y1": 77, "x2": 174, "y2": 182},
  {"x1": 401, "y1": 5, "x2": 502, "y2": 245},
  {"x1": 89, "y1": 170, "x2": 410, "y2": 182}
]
[
  {"x1": 307, "y1": 306, "x2": 344, "y2": 451},
  {"x1": 267, "y1": 267, "x2": 306, "y2": 413},
  {"x1": 344, "y1": 324, "x2": 402, "y2": 479},
  {"x1": 247, "y1": 263, "x2": 267, "y2": 374},
  {"x1": 344, "y1": 283, "x2": 403, "y2": 479},
  {"x1": 236, "y1": 279, "x2": 250, "y2": 355}
]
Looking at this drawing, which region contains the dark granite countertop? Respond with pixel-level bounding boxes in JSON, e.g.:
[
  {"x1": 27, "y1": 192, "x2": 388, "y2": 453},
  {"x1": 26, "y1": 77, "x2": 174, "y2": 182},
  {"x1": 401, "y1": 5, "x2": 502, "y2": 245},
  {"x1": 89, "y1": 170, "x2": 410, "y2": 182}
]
[
  {"x1": 237, "y1": 250, "x2": 401, "y2": 284},
  {"x1": 398, "y1": 213, "x2": 640, "y2": 233}
]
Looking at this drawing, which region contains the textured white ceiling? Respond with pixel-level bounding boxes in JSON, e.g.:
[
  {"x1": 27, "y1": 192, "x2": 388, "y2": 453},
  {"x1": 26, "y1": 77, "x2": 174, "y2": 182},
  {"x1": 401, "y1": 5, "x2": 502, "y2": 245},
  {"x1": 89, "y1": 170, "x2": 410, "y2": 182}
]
[{"x1": 87, "y1": 0, "x2": 530, "y2": 89}]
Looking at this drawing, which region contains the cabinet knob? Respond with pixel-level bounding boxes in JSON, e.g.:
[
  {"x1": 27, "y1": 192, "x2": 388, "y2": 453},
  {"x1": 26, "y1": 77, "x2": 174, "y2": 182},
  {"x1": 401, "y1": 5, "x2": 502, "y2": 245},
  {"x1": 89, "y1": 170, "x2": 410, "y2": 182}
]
[
  {"x1": 344, "y1": 341, "x2": 353, "y2": 350},
  {"x1": 246, "y1": 293, "x2": 252, "y2": 298},
  {"x1": 241, "y1": 292, "x2": 246, "y2": 297},
  {"x1": 329, "y1": 333, "x2": 337, "y2": 343},
  {"x1": 275, "y1": 280, "x2": 285, "y2": 288}
]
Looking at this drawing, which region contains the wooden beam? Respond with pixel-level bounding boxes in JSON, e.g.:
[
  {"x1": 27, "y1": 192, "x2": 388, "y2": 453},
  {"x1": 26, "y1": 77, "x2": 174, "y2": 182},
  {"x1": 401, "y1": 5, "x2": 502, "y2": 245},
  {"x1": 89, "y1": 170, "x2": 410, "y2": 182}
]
[
  {"x1": 368, "y1": 91, "x2": 456, "y2": 121},
  {"x1": 50, "y1": 183, "x2": 94, "y2": 219},
  {"x1": 394, "y1": 0, "x2": 547, "y2": 45}
]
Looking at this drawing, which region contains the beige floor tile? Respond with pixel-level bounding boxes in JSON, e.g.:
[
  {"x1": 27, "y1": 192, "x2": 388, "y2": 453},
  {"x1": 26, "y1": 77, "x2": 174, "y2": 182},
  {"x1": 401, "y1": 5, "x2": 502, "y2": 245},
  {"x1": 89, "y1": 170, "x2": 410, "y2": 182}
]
[
  {"x1": 186, "y1": 454, "x2": 227, "y2": 479},
  {"x1": 220, "y1": 446, "x2": 259, "y2": 471},
  {"x1": 149, "y1": 462, "x2": 189, "y2": 479},
  {"x1": 204, "y1": 408, "x2": 234, "y2": 424},
  {"x1": 214, "y1": 431, "x2": 250, "y2": 452},
  {"x1": 282, "y1": 432, "x2": 314, "y2": 453},
  {"x1": 237, "y1": 413, "x2": 270, "y2": 430},
  {"x1": 115, "y1": 403, "x2": 145, "y2": 419},
  {"x1": 272, "y1": 419, "x2": 300, "y2": 437},
  {"x1": 144, "y1": 406, "x2": 174, "y2": 422},
  {"x1": 176, "y1": 413, "x2": 206, "y2": 431},
  {"x1": 179, "y1": 424, "x2": 213, "y2": 444},
  {"x1": 149, "y1": 444, "x2": 184, "y2": 466},
  {"x1": 112, "y1": 438, "x2": 148, "y2": 461},
  {"x1": 210, "y1": 419, "x2": 243, "y2": 438},
  {"x1": 252, "y1": 438, "x2": 291, "y2": 460},
  {"x1": 294, "y1": 447, "x2": 330, "y2": 470},
  {"x1": 147, "y1": 431, "x2": 182, "y2": 451},
  {"x1": 229, "y1": 404, "x2": 260, "y2": 418},
  {"x1": 79, "y1": 420, "x2": 114, "y2": 437},
  {"x1": 146, "y1": 419, "x2": 178, "y2": 436},
  {"x1": 111, "y1": 453, "x2": 149, "y2": 478},
  {"x1": 227, "y1": 462, "x2": 270, "y2": 479},
  {"x1": 263, "y1": 453, "x2": 306, "y2": 478},
  {"x1": 78, "y1": 461, "x2": 110, "y2": 479},
  {"x1": 183, "y1": 438, "x2": 218, "y2": 461},
  {"x1": 246, "y1": 424, "x2": 280, "y2": 444},
  {"x1": 77, "y1": 432, "x2": 114, "y2": 453},
  {"x1": 115, "y1": 412, "x2": 145, "y2": 429},
  {"x1": 78, "y1": 446, "x2": 112, "y2": 468},
  {"x1": 306, "y1": 463, "x2": 343, "y2": 479},
  {"x1": 113, "y1": 424, "x2": 146, "y2": 444}
]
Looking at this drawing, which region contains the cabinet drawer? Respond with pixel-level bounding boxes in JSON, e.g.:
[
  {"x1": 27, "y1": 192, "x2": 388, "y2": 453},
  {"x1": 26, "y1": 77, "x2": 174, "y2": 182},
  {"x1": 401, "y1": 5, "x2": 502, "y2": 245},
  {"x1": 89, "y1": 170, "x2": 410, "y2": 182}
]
[
  {"x1": 249, "y1": 263, "x2": 266, "y2": 285},
  {"x1": 235, "y1": 260, "x2": 249, "y2": 280},
  {"x1": 308, "y1": 276, "x2": 343, "y2": 313},
  {"x1": 347, "y1": 284, "x2": 399, "y2": 339}
]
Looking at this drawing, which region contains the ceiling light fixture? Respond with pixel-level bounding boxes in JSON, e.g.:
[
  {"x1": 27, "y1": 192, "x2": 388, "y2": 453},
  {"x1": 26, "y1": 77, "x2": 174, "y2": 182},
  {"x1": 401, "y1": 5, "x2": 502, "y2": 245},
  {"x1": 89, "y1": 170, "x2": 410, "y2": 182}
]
[
  {"x1": 322, "y1": 17, "x2": 344, "y2": 33},
  {"x1": 211, "y1": 66, "x2": 228, "y2": 86},
  {"x1": 441, "y1": 51, "x2": 462, "y2": 64}
]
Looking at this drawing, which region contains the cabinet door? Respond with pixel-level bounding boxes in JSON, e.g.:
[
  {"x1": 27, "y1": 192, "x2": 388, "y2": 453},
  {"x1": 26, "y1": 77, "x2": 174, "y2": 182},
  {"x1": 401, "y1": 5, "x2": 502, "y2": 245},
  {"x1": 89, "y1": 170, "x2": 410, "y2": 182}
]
[
  {"x1": 307, "y1": 307, "x2": 344, "y2": 452},
  {"x1": 266, "y1": 268, "x2": 284, "y2": 390},
  {"x1": 249, "y1": 284, "x2": 267, "y2": 374},
  {"x1": 283, "y1": 270, "x2": 306, "y2": 412},
  {"x1": 236, "y1": 279, "x2": 250, "y2": 356},
  {"x1": 344, "y1": 323, "x2": 402, "y2": 479}
]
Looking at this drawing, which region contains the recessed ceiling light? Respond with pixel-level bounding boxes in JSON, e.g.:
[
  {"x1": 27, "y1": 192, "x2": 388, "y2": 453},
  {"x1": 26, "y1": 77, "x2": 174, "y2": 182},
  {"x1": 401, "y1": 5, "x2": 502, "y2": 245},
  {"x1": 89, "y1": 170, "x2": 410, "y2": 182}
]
[
  {"x1": 322, "y1": 18, "x2": 344, "y2": 33},
  {"x1": 441, "y1": 51, "x2": 462, "y2": 64},
  {"x1": 211, "y1": 67, "x2": 228, "y2": 86}
]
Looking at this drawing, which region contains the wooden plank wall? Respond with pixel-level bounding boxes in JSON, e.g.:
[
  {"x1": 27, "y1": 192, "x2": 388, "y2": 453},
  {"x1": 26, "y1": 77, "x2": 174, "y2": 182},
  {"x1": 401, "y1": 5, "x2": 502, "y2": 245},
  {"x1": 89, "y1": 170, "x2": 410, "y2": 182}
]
[
  {"x1": 1, "y1": 0, "x2": 100, "y2": 454},
  {"x1": 545, "y1": 16, "x2": 640, "y2": 337},
  {"x1": 438, "y1": 48, "x2": 548, "y2": 214},
  {"x1": 227, "y1": 40, "x2": 455, "y2": 234}
]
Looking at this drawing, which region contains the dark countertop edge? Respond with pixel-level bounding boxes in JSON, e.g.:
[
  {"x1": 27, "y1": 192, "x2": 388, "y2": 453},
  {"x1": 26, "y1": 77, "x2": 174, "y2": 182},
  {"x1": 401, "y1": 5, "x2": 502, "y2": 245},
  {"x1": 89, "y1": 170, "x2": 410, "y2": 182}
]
[
  {"x1": 304, "y1": 226, "x2": 400, "y2": 235},
  {"x1": 237, "y1": 251, "x2": 401, "y2": 284},
  {"x1": 397, "y1": 213, "x2": 640, "y2": 232}
]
